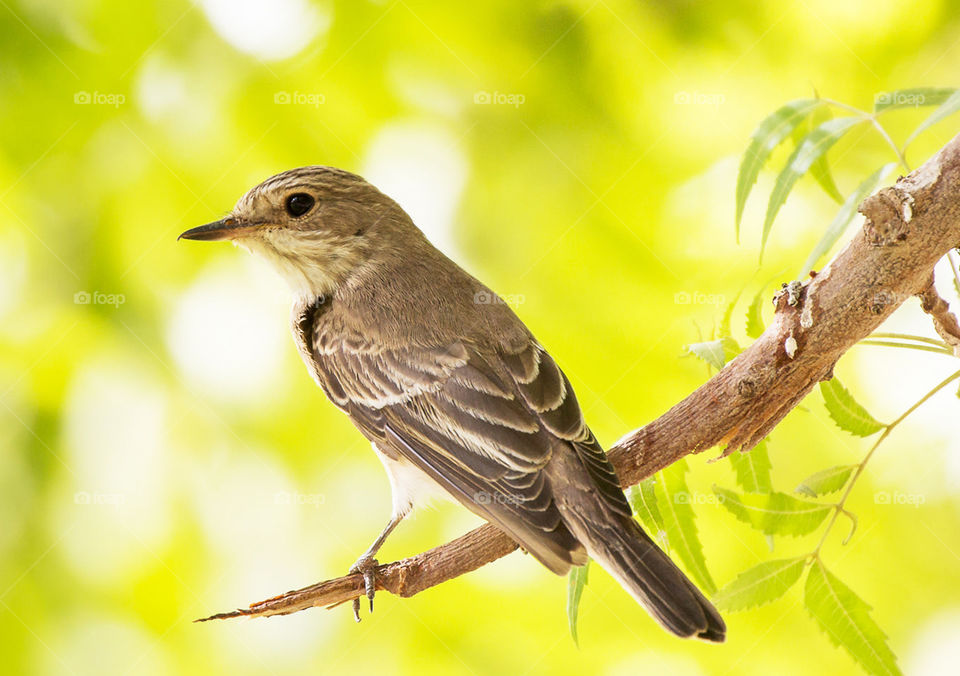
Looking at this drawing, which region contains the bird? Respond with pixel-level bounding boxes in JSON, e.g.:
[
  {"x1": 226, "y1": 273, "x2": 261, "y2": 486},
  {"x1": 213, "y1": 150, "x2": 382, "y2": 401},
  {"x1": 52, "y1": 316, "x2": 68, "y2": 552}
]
[{"x1": 178, "y1": 165, "x2": 726, "y2": 641}]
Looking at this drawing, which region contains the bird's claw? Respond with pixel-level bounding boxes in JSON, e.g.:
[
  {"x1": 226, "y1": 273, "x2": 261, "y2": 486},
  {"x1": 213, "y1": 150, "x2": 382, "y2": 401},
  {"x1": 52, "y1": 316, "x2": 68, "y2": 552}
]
[{"x1": 348, "y1": 556, "x2": 379, "y2": 622}]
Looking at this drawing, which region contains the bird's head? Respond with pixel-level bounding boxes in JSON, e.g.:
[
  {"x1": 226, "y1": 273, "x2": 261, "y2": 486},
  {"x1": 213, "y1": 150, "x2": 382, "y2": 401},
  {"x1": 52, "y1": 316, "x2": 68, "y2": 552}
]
[{"x1": 179, "y1": 166, "x2": 415, "y2": 297}]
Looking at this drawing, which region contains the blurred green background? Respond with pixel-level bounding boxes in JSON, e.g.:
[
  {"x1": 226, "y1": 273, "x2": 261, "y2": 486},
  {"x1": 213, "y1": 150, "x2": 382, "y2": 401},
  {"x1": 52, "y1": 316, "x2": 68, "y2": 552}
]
[{"x1": 3, "y1": 0, "x2": 960, "y2": 673}]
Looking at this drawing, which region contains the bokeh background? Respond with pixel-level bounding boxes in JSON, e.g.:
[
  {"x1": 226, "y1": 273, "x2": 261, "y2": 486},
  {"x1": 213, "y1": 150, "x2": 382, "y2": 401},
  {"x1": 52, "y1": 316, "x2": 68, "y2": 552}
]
[{"x1": 3, "y1": 0, "x2": 960, "y2": 674}]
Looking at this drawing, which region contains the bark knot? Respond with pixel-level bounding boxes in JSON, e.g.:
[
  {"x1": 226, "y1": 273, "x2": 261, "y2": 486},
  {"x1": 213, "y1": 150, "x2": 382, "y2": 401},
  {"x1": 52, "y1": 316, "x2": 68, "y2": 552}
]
[{"x1": 861, "y1": 186, "x2": 914, "y2": 246}]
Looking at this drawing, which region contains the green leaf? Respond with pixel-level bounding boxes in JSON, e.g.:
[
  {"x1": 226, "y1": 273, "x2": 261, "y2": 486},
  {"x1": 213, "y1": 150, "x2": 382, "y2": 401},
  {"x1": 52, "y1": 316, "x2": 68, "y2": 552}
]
[
  {"x1": 714, "y1": 557, "x2": 806, "y2": 611},
  {"x1": 729, "y1": 438, "x2": 773, "y2": 493},
  {"x1": 874, "y1": 86, "x2": 956, "y2": 113},
  {"x1": 796, "y1": 465, "x2": 857, "y2": 498},
  {"x1": 687, "y1": 340, "x2": 725, "y2": 370},
  {"x1": 714, "y1": 487, "x2": 831, "y2": 536},
  {"x1": 724, "y1": 338, "x2": 742, "y2": 363},
  {"x1": 658, "y1": 460, "x2": 716, "y2": 594},
  {"x1": 629, "y1": 479, "x2": 666, "y2": 545},
  {"x1": 719, "y1": 289, "x2": 743, "y2": 339},
  {"x1": 567, "y1": 561, "x2": 590, "y2": 646},
  {"x1": 805, "y1": 107, "x2": 845, "y2": 204},
  {"x1": 820, "y1": 379, "x2": 885, "y2": 437},
  {"x1": 810, "y1": 154, "x2": 844, "y2": 204},
  {"x1": 905, "y1": 89, "x2": 960, "y2": 148},
  {"x1": 804, "y1": 560, "x2": 902, "y2": 676},
  {"x1": 761, "y1": 117, "x2": 863, "y2": 261},
  {"x1": 735, "y1": 99, "x2": 822, "y2": 240},
  {"x1": 745, "y1": 286, "x2": 767, "y2": 339},
  {"x1": 686, "y1": 337, "x2": 740, "y2": 370},
  {"x1": 800, "y1": 163, "x2": 896, "y2": 275}
]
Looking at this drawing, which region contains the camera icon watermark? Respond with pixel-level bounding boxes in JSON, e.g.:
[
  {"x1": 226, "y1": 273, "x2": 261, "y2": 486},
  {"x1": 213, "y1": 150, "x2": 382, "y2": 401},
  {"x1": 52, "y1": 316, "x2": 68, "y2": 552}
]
[
  {"x1": 74, "y1": 491, "x2": 125, "y2": 509},
  {"x1": 274, "y1": 91, "x2": 325, "y2": 107},
  {"x1": 74, "y1": 291, "x2": 125, "y2": 307},
  {"x1": 869, "y1": 289, "x2": 911, "y2": 314},
  {"x1": 673, "y1": 491, "x2": 725, "y2": 505},
  {"x1": 874, "y1": 490, "x2": 925, "y2": 507},
  {"x1": 74, "y1": 91, "x2": 126, "y2": 108},
  {"x1": 473, "y1": 290, "x2": 525, "y2": 307},
  {"x1": 875, "y1": 91, "x2": 925, "y2": 107},
  {"x1": 473, "y1": 491, "x2": 520, "y2": 507},
  {"x1": 474, "y1": 90, "x2": 526, "y2": 108}
]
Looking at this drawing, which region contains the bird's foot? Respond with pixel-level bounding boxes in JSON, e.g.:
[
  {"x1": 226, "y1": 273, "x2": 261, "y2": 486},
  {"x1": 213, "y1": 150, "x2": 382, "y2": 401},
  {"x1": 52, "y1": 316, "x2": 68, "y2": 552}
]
[{"x1": 348, "y1": 555, "x2": 379, "y2": 622}]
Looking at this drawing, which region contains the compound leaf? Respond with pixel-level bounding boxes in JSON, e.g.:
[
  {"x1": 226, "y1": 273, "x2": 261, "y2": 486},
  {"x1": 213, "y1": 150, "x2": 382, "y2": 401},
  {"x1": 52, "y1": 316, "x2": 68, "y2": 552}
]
[
  {"x1": 805, "y1": 560, "x2": 902, "y2": 676},
  {"x1": 567, "y1": 561, "x2": 590, "y2": 646},
  {"x1": 729, "y1": 438, "x2": 773, "y2": 493},
  {"x1": 658, "y1": 460, "x2": 716, "y2": 594},
  {"x1": 796, "y1": 465, "x2": 857, "y2": 498},
  {"x1": 800, "y1": 163, "x2": 895, "y2": 275},
  {"x1": 714, "y1": 557, "x2": 806, "y2": 611},
  {"x1": 714, "y1": 487, "x2": 831, "y2": 536},
  {"x1": 820, "y1": 379, "x2": 885, "y2": 437},
  {"x1": 762, "y1": 117, "x2": 863, "y2": 261},
  {"x1": 736, "y1": 99, "x2": 822, "y2": 240}
]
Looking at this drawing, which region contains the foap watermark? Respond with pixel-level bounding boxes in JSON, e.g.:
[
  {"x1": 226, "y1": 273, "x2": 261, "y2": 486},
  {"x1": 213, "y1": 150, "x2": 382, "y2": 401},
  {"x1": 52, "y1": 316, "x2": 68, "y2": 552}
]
[
  {"x1": 74, "y1": 91, "x2": 125, "y2": 108},
  {"x1": 74, "y1": 491, "x2": 125, "y2": 509},
  {"x1": 674, "y1": 91, "x2": 725, "y2": 106},
  {"x1": 474, "y1": 90, "x2": 525, "y2": 108},
  {"x1": 474, "y1": 290, "x2": 525, "y2": 307},
  {"x1": 868, "y1": 288, "x2": 915, "y2": 315},
  {"x1": 874, "y1": 490, "x2": 926, "y2": 508},
  {"x1": 274, "y1": 91, "x2": 325, "y2": 107},
  {"x1": 274, "y1": 491, "x2": 326, "y2": 508},
  {"x1": 674, "y1": 290, "x2": 726, "y2": 306},
  {"x1": 673, "y1": 491, "x2": 725, "y2": 506},
  {"x1": 74, "y1": 291, "x2": 126, "y2": 307},
  {"x1": 875, "y1": 91, "x2": 925, "y2": 108},
  {"x1": 473, "y1": 491, "x2": 521, "y2": 507}
]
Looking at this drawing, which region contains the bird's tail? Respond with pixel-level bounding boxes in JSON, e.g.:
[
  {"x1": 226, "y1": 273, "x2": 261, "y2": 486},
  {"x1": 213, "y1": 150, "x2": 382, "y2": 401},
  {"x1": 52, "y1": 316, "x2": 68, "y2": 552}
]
[{"x1": 571, "y1": 510, "x2": 726, "y2": 641}]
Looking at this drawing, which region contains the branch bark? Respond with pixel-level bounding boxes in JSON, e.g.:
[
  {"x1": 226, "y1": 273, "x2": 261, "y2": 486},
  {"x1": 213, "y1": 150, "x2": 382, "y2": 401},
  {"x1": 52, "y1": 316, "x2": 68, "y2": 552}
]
[
  {"x1": 917, "y1": 274, "x2": 960, "y2": 355},
  {"x1": 198, "y1": 131, "x2": 960, "y2": 623}
]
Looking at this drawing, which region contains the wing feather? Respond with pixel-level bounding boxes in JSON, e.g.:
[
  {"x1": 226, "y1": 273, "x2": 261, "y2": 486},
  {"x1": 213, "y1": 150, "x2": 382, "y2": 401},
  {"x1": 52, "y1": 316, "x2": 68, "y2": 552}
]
[{"x1": 306, "y1": 313, "x2": 630, "y2": 568}]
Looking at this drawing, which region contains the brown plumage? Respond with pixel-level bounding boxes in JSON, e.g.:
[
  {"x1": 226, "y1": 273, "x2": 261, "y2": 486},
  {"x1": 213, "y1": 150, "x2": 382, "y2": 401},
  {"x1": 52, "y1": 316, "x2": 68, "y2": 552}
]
[{"x1": 179, "y1": 166, "x2": 725, "y2": 641}]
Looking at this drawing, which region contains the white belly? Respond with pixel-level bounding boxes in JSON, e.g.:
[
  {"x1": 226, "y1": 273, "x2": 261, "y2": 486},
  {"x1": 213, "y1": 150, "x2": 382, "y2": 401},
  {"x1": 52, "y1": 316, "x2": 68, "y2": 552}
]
[{"x1": 372, "y1": 444, "x2": 452, "y2": 518}]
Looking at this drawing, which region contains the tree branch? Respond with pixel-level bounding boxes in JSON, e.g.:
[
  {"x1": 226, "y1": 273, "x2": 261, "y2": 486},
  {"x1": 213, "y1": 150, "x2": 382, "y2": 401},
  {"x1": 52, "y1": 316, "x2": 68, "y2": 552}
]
[
  {"x1": 916, "y1": 273, "x2": 960, "y2": 355},
  {"x1": 197, "y1": 131, "x2": 960, "y2": 623}
]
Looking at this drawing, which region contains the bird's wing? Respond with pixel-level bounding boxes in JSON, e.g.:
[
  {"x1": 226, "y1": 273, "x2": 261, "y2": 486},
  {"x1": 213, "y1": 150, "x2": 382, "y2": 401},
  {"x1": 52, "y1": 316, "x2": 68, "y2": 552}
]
[
  {"x1": 497, "y1": 340, "x2": 631, "y2": 518},
  {"x1": 309, "y1": 327, "x2": 629, "y2": 572}
]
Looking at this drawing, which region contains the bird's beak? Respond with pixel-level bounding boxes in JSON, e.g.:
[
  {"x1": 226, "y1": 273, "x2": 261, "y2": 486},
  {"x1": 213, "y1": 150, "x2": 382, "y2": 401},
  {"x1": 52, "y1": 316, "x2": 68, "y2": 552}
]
[{"x1": 178, "y1": 217, "x2": 253, "y2": 242}]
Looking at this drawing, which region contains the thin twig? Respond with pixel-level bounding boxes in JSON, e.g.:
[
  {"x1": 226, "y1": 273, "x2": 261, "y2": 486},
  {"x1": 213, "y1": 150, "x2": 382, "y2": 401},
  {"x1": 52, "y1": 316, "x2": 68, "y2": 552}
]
[
  {"x1": 916, "y1": 274, "x2": 960, "y2": 356},
  {"x1": 813, "y1": 368, "x2": 960, "y2": 556}
]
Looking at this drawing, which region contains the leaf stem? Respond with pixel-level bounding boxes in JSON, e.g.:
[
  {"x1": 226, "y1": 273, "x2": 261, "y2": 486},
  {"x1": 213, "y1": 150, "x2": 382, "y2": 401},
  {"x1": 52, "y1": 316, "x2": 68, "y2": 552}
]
[
  {"x1": 869, "y1": 118, "x2": 911, "y2": 172},
  {"x1": 869, "y1": 332, "x2": 948, "y2": 348},
  {"x1": 820, "y1": 98, "x2": 869, "y2": 118},
  {"x1": 859, "y1": 340, "x2": 953, "y2": 356},
  {"x1": 820, "y1": 98, "x2": 910, "y2": 171},
  {"x1": 812, "y1": 368, "x2": 960, "y2": 555}
]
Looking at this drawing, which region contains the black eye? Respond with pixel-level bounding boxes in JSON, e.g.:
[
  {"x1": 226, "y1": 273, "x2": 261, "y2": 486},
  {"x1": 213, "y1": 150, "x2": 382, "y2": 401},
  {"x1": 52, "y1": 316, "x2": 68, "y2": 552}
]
[{"x1": 285, "y1": 193, "x2": 315, "y2": 217}]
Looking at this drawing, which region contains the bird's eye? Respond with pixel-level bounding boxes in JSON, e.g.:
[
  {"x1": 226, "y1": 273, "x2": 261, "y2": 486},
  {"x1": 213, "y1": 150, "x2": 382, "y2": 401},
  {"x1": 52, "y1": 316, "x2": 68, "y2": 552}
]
[{"x1": 285, "y1": 193, "x2": 315, "y2": 217}]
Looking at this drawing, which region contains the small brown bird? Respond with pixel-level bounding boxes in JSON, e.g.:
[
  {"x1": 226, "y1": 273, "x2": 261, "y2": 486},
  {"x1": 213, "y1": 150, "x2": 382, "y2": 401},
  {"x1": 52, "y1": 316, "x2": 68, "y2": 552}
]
[{"x1": 179, "y1": 166, "x2": 725, "y2": 641}]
